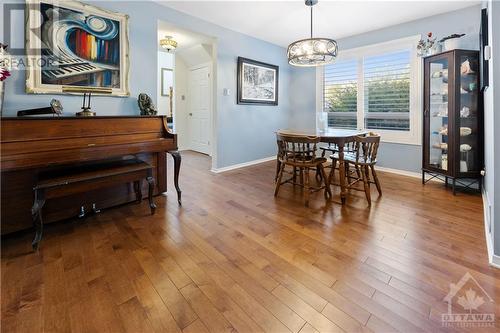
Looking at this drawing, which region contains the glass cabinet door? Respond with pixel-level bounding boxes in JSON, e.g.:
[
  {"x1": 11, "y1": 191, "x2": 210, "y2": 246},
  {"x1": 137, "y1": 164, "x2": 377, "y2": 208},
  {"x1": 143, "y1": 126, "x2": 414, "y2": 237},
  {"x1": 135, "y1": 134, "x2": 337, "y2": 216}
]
[
  {"x1": 427, "y1": 57, "x2": 449, "y2": 172},
  {"x1": 457, "y1": 55, "x2": 479, "y2": 174}
]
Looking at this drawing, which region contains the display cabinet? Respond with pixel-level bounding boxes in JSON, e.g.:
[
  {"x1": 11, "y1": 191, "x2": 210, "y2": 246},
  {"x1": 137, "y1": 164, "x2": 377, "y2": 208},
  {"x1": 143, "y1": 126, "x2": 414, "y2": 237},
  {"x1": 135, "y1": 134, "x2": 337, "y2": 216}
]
[{"x1": 422, "y1": 50, "x2": 483, "y2": 194}]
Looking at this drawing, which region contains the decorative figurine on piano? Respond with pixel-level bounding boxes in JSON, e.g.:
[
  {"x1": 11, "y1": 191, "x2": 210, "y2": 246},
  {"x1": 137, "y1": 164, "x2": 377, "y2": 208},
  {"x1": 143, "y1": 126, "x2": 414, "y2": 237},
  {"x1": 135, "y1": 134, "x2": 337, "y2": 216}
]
[
  {"x1": 76, "y1": 92, "x2": 96, "y2": 117},
  {"x1": 61, "y1": 86, "x2": 111, "y2": 116},
  {"x1": 138, "y1": 93, "x2": 158, "y2": 115},
  {"x1": 50, "y1": 99, "x2": 63, "y2": 116}
]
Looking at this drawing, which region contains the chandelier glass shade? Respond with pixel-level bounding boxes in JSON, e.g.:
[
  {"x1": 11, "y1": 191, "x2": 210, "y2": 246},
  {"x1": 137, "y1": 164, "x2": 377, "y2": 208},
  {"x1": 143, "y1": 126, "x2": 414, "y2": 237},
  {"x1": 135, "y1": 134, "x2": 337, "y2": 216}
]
[
  {"x1": 160, "y1": 36, "x2": 177, "y2": 52},
  {"x1": 287, "y1": 0, "x2": 338, "y2": 67}
]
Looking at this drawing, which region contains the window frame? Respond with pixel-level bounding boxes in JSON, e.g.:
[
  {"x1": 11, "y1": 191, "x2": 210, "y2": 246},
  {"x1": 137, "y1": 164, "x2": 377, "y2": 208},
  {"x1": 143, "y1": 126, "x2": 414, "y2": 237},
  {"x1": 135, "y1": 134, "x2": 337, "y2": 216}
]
[{"x1": 316, "y1": 35, "x2": 422, "y2": 145}]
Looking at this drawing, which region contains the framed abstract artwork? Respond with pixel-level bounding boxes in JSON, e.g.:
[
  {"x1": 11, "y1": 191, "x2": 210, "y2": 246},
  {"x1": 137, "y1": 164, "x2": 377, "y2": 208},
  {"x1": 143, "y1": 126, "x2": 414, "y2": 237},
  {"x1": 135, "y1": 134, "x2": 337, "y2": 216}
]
[
  {"x1": 237, "y1": 57, "x2": 278, "y2": 105},
  {"x1": 25, "y1": 0, "x2": 130, "y2": 96}
]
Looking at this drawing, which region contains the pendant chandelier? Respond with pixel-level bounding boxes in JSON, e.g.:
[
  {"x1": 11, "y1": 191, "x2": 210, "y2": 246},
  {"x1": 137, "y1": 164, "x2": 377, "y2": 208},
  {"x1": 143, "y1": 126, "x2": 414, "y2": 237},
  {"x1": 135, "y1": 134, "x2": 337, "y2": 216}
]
[
  {"x1": 287, "y1": 0, "x2": 338, "y2": 67},
  {"x1": 160, "y1": 36, "x2": 178, "y2": 52}
]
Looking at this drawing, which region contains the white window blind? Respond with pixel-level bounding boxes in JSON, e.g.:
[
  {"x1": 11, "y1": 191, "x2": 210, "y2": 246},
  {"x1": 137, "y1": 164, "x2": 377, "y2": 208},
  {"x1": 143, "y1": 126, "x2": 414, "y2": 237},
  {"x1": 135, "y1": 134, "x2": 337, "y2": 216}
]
[
  {"x1": 319, "y1": 36, "x2": 422, "y2": 144},
  {"x1": 363, "y1": 50, "x2": 411, "y2": 131},
  {"x1": 323, "y1": 59, "x2": 357, "y2": 129}
]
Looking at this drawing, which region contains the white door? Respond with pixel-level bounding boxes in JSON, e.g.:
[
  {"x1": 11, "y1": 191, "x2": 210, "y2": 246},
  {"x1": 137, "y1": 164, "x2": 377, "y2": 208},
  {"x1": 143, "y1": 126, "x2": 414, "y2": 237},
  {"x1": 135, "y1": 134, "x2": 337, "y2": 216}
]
[{"x1": 188, "y1": 65, "x2": 211, "y2": 155}]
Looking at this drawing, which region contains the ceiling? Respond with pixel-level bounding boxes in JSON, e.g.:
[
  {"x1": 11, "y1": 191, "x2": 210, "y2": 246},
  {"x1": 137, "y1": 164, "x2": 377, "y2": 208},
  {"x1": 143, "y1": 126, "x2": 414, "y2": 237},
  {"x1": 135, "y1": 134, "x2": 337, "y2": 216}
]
[
  {"x1": 158, "y1": 20, "x2": 215, "y2": 52},
  {"x1": 158, "y1": 1, "x2": 480, "y2": 47}
]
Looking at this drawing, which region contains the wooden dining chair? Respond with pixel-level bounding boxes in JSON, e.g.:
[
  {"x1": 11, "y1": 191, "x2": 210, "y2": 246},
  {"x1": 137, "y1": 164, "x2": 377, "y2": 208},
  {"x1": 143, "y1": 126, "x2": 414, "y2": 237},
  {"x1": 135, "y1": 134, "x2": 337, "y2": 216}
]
[
  {"x1": 326, "y1": 139, "x2": 358, "y2": 185},
  {"x1": 275, "y1": 132, "x2": 331, "y2": 207},
  {"x1": 329, "y1": 133, "x2": 382, "y2": 205},
  {"x1": 315, "y1": 143, "x2": 339, "y2": 181}
]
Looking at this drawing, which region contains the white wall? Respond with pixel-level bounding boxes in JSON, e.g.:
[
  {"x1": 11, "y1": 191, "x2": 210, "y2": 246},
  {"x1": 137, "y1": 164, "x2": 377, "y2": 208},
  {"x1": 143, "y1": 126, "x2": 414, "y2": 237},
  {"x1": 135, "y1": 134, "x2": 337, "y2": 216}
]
[
  {"x1": 157, "y1": 51, "x2": 174, "y2": 116},
  {"x1": 174, "y1": 57, "x2": 189, "y2": 150}
]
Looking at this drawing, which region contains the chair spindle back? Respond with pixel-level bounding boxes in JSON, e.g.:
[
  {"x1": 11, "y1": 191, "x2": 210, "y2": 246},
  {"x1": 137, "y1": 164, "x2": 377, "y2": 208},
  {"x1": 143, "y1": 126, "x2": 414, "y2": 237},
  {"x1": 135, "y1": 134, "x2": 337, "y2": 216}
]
[
  {"x1": 276, "y1": 132, "x2": 320, "y2": 163},
  {"x1": 354, "y1": 133, "x2": 380, "y2": 162}
]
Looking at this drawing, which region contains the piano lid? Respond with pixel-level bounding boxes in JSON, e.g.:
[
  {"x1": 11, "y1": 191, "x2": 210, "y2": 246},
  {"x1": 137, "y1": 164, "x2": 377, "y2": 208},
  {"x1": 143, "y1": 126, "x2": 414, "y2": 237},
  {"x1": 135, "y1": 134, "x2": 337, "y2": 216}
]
[{"x1": 1, "y1": 116, "x2": 177, "y2": 171}]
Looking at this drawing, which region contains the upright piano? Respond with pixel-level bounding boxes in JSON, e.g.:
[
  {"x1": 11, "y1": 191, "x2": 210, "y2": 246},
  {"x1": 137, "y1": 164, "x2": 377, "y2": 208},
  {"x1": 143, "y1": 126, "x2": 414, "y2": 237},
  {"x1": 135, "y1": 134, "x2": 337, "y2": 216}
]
[{"x1": 1, "y1": 116, "x2": 177, "y2": 235}]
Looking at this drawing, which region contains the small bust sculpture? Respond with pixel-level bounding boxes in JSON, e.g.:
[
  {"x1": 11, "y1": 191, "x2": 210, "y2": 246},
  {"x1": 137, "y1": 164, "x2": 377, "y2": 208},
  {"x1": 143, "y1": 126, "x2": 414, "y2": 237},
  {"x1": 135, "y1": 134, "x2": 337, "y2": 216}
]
[{"x1": 137, "y1": 93, "x2": 158, "y2": 115}]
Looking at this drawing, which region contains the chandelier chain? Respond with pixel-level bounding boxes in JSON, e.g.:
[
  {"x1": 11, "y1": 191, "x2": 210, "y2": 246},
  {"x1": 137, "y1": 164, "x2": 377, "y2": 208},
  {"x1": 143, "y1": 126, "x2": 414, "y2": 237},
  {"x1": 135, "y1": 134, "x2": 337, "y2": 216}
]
[
  {"x1": 286, "y1": 0, "x2": 338, "y2": 66},
  {"x1": 310, "y1": 5, "x2": 313, "y2": 39}
]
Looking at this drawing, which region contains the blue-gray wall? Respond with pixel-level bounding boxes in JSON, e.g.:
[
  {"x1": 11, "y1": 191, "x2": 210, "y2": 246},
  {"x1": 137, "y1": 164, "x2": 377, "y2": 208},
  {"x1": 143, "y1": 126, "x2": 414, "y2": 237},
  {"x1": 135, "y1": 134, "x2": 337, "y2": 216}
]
[
  {"x1": 0, "y1": 2, "x2": 485, "y2": 174},
  {"x1": 0, "y1": 0, "x2": 303, "y2": 169},
  {"x1": 483, "y1": 0, "x2": 500, "y2": 257},
  {"x1": 493, "y1": 1, "x2": 500, "y2": 259},
  {"x1": 290, "y1": 5, "x2": 481, "y2": 173}
]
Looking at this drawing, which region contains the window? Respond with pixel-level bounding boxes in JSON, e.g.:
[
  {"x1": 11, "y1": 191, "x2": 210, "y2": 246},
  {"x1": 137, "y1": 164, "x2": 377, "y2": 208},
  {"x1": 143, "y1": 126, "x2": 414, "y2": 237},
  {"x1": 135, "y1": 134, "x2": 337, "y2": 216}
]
[
  {"x1": 318, "y1": 36, "x2": 421, "y2": 144},
  {"x1": 323, "y1": 59, "x2": 357, "y2": 129},
  {"x1": 364, "y1": 50, "x2": 410, "y2": 131}
]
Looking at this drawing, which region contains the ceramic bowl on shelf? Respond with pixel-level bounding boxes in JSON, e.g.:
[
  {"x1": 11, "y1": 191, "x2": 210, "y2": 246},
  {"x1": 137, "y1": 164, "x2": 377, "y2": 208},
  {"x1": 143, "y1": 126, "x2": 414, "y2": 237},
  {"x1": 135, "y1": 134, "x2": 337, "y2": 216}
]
[{"x1": 460, "y1": 127, "x2": 472, "y2": 136}]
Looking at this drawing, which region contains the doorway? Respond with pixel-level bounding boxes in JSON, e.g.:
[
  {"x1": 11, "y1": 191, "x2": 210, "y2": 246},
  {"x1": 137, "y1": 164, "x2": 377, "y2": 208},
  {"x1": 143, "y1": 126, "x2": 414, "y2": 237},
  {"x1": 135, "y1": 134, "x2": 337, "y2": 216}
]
[
  {"x1": 188, "y1": 64, "x2": 211, "y2": 155},
  {"x1": 157, "y1": 21, "x2": 216, "y2": 161}
]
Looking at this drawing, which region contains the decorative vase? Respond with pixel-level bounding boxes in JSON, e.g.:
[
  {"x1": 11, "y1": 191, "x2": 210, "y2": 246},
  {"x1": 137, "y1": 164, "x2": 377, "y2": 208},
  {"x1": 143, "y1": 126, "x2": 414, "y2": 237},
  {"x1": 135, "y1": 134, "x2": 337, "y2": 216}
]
[
  {"x1": 430, "y1": 43, "x2": 442, "y2": 55},
  {"x1": 317, "y1": 112, "x2": 328, "y2": 131}
]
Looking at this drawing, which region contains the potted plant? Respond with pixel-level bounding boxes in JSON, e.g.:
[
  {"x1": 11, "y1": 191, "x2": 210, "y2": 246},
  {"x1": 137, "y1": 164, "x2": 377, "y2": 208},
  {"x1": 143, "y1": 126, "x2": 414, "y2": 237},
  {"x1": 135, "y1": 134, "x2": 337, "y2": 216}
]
[{"x1": 440, "y1": 34, "x2": 466, "y2": 51}]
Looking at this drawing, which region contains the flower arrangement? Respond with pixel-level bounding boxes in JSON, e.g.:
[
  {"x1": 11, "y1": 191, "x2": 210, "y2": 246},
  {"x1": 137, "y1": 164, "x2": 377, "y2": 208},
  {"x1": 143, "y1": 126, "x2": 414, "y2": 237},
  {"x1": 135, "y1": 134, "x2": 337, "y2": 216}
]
[
  {"x1": 0, "y1": 43, "x2": 11, "y2": 81},
  {"x1": 0, "y1": 43, "x2": 10, "y2": 114},
  {"x1": 417, "y1": 32, "x2": 436, "y2": 57}
]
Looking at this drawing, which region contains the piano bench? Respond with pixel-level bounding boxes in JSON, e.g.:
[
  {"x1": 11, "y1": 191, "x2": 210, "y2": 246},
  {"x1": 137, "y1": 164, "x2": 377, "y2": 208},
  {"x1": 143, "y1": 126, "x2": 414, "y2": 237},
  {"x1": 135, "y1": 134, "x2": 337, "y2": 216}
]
[{"x1": 31, "y1": 158, "x2": 157, "y2": 250}]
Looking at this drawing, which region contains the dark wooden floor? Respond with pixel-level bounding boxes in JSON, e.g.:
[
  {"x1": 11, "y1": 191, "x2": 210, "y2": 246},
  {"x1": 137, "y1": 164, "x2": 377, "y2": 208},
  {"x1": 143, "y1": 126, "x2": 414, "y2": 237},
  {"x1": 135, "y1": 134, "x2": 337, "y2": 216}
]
[{"x1": 2, "y1": 151, "x2": 498, "y2": 333}]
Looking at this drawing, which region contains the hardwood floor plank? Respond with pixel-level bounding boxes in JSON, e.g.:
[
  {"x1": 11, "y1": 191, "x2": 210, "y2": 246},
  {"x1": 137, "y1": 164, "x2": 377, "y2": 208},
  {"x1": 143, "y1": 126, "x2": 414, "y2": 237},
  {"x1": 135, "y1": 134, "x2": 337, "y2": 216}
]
[
  {"x1": 179, "y1": 283, "x2": 235, "y2": 333},
  {"x1": 272, "y1": 285, "x2": 343, "y2": 333},
  {"x1": 182, "y1": 319, "x2": 210, "y2": 333},
  {"x1": 1, "y1": 151, "x2": 492, "y2": 333},
  {"x1": 298, "y1": 323, "x2": 319, "y2": 333},
  {"x1": 332, "y1": 281, "x2": 424, "y2": 332},
  {"x1": 132, "y1": 248, "x2": 198, "y2": 329},
  {"x1": 42, "y1": 257, "x2": 71, "y2": 332},
  {"x1": 132, "y1": 274, "x2": 183, "y2": 333},
  {"x1": 365, "y1": 315, "x2": 399, "y2": 333},
  {"x1": 117, "y1": 296, "x2": 156, "y2": 333}
]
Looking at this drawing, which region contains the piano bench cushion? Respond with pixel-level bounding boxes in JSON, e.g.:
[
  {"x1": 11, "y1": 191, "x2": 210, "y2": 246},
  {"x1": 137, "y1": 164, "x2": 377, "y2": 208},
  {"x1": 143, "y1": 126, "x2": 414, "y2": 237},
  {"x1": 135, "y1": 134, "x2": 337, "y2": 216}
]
[{"x1": 35, "y1": 158, "x2": 153, "y2": 193}]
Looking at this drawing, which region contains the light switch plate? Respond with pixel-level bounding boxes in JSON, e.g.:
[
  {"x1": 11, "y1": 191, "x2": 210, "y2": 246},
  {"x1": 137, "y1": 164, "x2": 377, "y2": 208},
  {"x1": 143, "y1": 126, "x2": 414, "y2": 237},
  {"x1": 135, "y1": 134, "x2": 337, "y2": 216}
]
[{"x1": 484, "y1": 45, "x2": 492, "y2": 61}]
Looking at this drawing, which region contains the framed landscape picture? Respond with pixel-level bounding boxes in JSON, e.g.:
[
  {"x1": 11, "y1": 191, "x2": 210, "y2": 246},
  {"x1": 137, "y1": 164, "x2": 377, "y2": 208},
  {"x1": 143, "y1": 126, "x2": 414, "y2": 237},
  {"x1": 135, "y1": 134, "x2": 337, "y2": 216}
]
[
  {"x1": 25, "y1": 0, "x2": 130, "y2": 96},
  {"x1": 237, "y1": 57, "x2": 278, "y2": 105}
]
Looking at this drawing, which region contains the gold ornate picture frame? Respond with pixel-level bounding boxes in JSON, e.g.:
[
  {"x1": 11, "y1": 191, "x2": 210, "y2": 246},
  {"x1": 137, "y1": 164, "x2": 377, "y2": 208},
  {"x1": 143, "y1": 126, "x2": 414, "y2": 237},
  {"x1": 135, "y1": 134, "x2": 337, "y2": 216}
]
[{"x1": 25, "y1": 0, "x2": 130, "y2": 96}]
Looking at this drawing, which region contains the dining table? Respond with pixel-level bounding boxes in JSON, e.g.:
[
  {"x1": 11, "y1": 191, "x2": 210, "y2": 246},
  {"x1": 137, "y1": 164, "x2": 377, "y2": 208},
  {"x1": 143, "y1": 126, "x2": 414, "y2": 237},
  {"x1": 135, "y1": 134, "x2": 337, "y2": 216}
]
[{"x1": 277, "y1": 128, "x2": 368, "y2": 204}]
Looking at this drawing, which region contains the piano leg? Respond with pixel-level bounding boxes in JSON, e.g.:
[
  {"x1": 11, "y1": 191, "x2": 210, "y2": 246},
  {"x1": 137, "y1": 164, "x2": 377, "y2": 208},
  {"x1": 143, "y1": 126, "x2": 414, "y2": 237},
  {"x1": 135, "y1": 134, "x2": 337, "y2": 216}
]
[
  {"x1": 169, "y1": 151, "x2": 182, "y2": 205},
  {"x1": 146, "y1": 171, "x2": 156, "y2": 215},
  {"x1": 134, "y1": 180, "x2": 143, "y2": 203},
  {"x1": 31, "y1": 189, "x2": 45, "y2": 250}
]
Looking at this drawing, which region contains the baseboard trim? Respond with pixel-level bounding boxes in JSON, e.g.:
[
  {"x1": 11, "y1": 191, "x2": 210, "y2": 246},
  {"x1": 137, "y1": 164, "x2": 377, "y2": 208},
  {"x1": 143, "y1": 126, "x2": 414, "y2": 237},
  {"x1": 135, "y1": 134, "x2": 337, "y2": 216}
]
[
  {"x1": 491, "y1": 255, "x2": 500, "y2": 269},
  {"x1": 211, "y1": 156, "x2": 275, "y2": 173},
  {"x1": 482, "y1": 189, "x2": 499, "y2": 269},
  {"x1": 375, "y1": 166, "x2": 421, "y2": 179},
  {"x1": 212, "y1": 160, "x2": 427, "y2": 179},
  {"x1": 375, "y1": 166, "x2": 445, "y2": 184}
]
